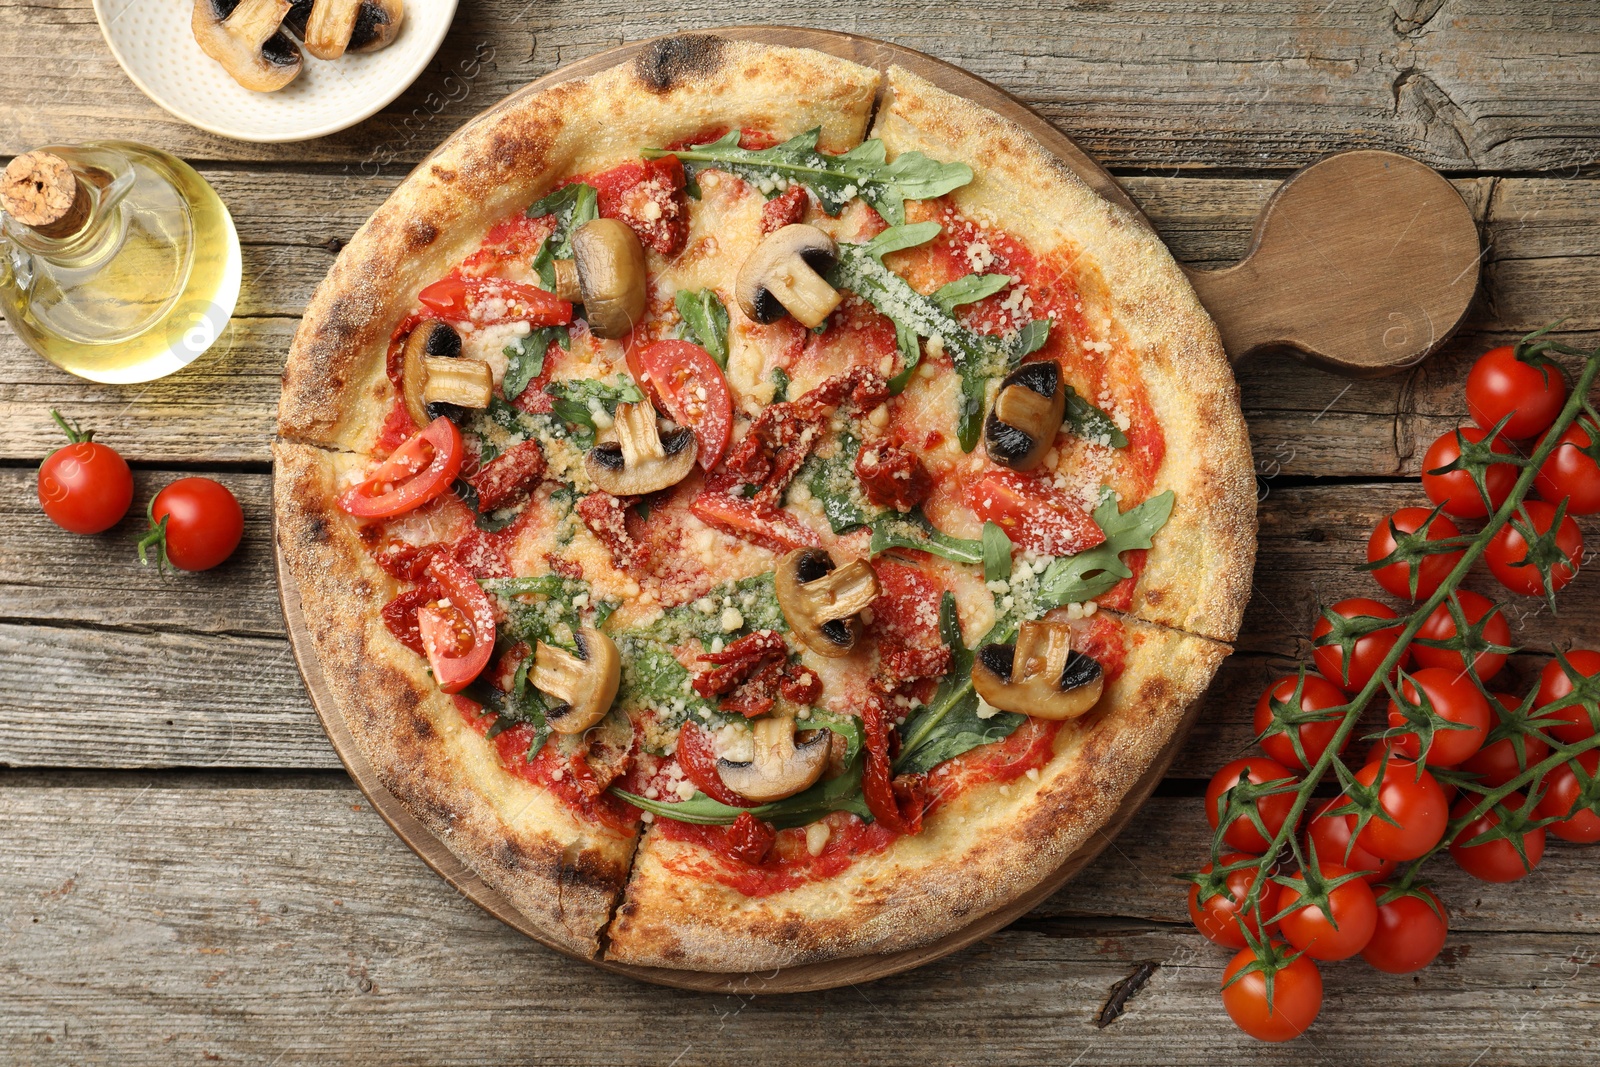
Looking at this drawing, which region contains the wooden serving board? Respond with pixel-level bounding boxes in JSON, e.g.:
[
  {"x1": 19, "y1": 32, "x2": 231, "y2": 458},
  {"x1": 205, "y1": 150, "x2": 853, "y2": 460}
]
[{"x1": 276, "y1": 26, "x2": 1478, "y2": 994}]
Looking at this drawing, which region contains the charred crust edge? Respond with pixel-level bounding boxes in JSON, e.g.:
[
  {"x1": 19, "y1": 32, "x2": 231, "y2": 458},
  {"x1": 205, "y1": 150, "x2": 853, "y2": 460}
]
[{"x1": 634, "y1": 35, "x2": 727, "y2": 93}]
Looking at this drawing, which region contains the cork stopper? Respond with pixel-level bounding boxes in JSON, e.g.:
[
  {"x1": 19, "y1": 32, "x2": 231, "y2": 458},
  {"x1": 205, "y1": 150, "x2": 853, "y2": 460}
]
[{"x1": 1, "y1": 151, "x2": 92, "y2": 239}]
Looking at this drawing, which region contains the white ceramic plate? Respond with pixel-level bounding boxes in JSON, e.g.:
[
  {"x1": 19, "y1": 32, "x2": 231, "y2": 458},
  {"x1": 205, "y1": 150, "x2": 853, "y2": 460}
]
[{"x1": 93, "y1": 1, "x2": 459, "y2": 143}]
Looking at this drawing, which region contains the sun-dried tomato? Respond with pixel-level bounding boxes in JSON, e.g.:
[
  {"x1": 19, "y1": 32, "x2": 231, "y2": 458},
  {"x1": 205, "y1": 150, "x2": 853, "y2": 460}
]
[
  {"x1": 779, "y1": 664, "x2": 822, "y2": 705},
  {"x1": 544, "y1": 552, "x2": 583, "y2": 580},
  {"x1": 760, "y1": 186, "x2": 807, "y2": 234},
  {"x1": 576, "y1": 491, "x2": 650, "y2": 571},
  {"x1": 367, "y1": 538, "x2": 441, "y2": 582},
  {"x1": 861, "y1": 694, "x2": 925, "y2": 835},
  {"x1": 855, "y1": 442, "x2": 932, "y2": 512},
  {"x1": 466, "y1": 440, "x2": 546, "y2": 511},
  {"x1": 722, "y1": 811, "x2": 777, "y2": 865},
  {"x1": 381, "y1": 584, "x2": 441, "y2": 656},
  {"x1": 693, "y1": 631, "x2": 788, "y2": 698}
]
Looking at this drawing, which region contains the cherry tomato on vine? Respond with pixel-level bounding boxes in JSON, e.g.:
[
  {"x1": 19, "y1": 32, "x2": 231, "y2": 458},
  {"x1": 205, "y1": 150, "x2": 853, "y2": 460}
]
[
  {"x1": 1486, "y1": 500, "x2": 1582, "y2": 598},
  {"x1": 1361, "y1": 886, "x2": 1449, "y2": 974},
  {"x1": 1205, "y1": 757, "x2": 1300, "y2": 854},
  {"x1": 1366, "y1": 507, "x2": 1464, "y2": 601},
  {"x1": 1535, "y1": 651, "x2": 1600, "y2": 743},
  {"x1": 1350, "y1": 758, "x2": 1449, "y2": 862},
  {"x1": 1421, "y1": 426, "x2": 1518, "y2": 520},
  {"x1": 1312, "y1": 598, "x2": 1409, "y2": 694},
  {"x1": 138, "y1": 477, "x2": 244, "y2": 572},
  {"x1": 1535, "y1": 418, "x2": 1600, "y2": 515},
  {"x1": 633, "y1": 339, "x2": 733, "y2": 470},
  {"x1": 1411, "y1": 590, "x2": 1511, "y2": 681},
  {"x1": 36, "y1": 410, "x2": 133, "y2": 535},
  {"x1": 1386, "y1": 667, "x2": 1491, "y2": 768},
  {"x1": 1275, "y1": 861, "x2": 1378, "y2": 961},
  {"x1": 1449, "y1": 794, "x2": 1546, "y2": 883},
  {"x1": 1252, "y1": 674, "x2": 1350, "y2": 771},
  {"x1": 1460, "y1": 693, "x2": 1552, "y2": 789},
  {"x1": 1533, "y1": 750, "x2": 1600, "y2": 844},
  {"x1": 1220, "y1": 943, "x2": 1323, "y2": 1043},
  {"x1": 1307, "y1": 797, "x2": 1397, "y2": 884},
  {"x1": 1466, "y1": 344, "x2": 1568, "y2": 440},
  {"x1": 1187, "y1": 853, "x2": 1279, "y2": 950}
]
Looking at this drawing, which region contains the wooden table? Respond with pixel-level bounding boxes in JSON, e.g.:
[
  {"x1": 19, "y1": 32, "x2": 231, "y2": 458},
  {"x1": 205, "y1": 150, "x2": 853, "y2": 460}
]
[{"x1": 3, "y1": 3, "x2": 1599, "y2": 1063}]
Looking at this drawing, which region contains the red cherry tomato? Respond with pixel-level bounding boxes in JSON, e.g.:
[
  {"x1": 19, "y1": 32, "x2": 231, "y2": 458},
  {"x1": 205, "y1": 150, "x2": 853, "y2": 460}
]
[
  {"x1": 417, "y1": 274, "x2": 573, "y2": 327},
  {"x1": 337, "y1": 418, "x2": 464, "y2": 519},
  {"x1": 1421, "y1": 426, "x2": 1518, "y2": 519},
  {"x1": 1276, "y1": 861, "x2": 1378, "y2": 961},
  {"x1": 415, "y1": 555, "x2": 495, "y2": 694},
  {"x1": 1313, "y1": 598, "x2": 1409, "y2": 693},
  {"x1": 1187, "y1": 853, "x2": 1279, "y2": 950},
  {"x1": 1535, "y1": 417, "x2": 1600, "y2": 515},
  {"x1": 1350, "y1": 758, "x2": 1449, "y2": 861},
  {"x1": 1460, "y1": 693, "x2": 1552, "y2": 789},
  {"x1": 1486, "y1": 500, "x2": 1582, "y2": 598},
  {"x1": 1366, "y1": 507, "x2": 1464, "y2": 601},
  {"x1": 36, "y1": 410, "x2": 133, "y2": 534},
  {"x1": 1306, "y1": 797, "x2": 1396, "y2": 884},
  {"x1": 1220, "y1": 944, "x2": 1322, "y2": 1043},
  {"x1": 1205, "y1": 757, "x2": 1300, "y2": 853},
  {"x1": 1466, "y1": 344, "x2": 1568, "y2": 440},
  {"x1": 1386, "y1": 667, "x2": 1491, "y2": 768},
  {"x1": 140, "y1": 477, "x2": 244, "y2": 572},
  {"x1": 1252, "y1": 674, "x2": 1349, "y2": 771},
  {"x1": 1412, "y1": 590, "x2": 1511, "y2": 680},
  {"x1": 1361, "y1": 886, "x2": 1448, "y2": 974},
  {"x1": 633, "y1": 339, "x2": 733, "y2": 470},
  {"x1": 1535, "y1": 651, "x2": 1600, "y2": 743},
  {"x1": 967, "y1": 469, "x2": 1105, "y2": 557},
  {"x1": 1533, "y1": 750, "x2": 1600, "y2": 843},
  {"x1": 1449, "y1": 794, "x2": 1545, "y2": 883}
]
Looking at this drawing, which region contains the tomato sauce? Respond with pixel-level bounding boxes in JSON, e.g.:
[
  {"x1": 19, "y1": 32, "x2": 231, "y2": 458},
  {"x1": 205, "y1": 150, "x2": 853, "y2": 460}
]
[
  {"x1": 475, "y1": 717, "x2": 639, "y2": 833},
  {"x1": 654, "y1": 810, "x2": 897, "y2": 897}
]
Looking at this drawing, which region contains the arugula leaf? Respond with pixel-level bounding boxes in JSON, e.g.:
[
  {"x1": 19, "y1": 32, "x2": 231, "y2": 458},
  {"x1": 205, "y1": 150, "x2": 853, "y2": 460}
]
[
  {"x1": 894, "y1": 594, "x2": 1025, "y2": 775},
  {"x1": 482, "y1": 574, "x2": 589, "y2": 651},
  {"x1": 1064, "y1": 386, "x2": 1128, "y2": 448},
  {"x1": 615, "y1": 756, "x2": 872, "y2": 829},
  {"x1": 462, "y1": 656, "x2": 551, "y2": 758},
  {"x1": 1036, "y1": 490, "x2": 1176, "y2": 607},
  {"x1": 982, "y1": 521, "x2": 1014, "y2": 582},
  {"x1": 770, "y1": 366, "x2": 791, "y2": 402},
  {"x1": 868, "y1": 509, "x2": 984, "y2": 565},
  {"x1": 503, "y1": 326, "x2": 569, "y2": 401},
  {"x1": 527, "y1": 183, "x2": 598, "y2": 289},
  {"x1": 932, "y1": 273, "x2": 1013, "y2": 315},
  {"x1": 798, "y1": 431, "x2": 884, "y2": 534},
  {"x1": 645, "y1": 130, "x2": 972, "y2": 225},
  {"x1": 863, "y1": 220, "x2": 942, "y2": 259},
  {"x1": 544, "y1": 375, "x2": 645, "y2": 448},
  {"x1": 674, "y1": 288, "x2": 731, "y2": 368}
]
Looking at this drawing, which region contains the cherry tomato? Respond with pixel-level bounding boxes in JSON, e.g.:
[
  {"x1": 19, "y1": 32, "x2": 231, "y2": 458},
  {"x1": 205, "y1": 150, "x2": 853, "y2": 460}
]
[
  {"x1": 1361, "y1": 886, "x2": 1448, "y2": 974},
  {"x1": 1307, "y1": 797, "x2": 1397, "y2": 884},
  {"x1": 1350, "y1": 758, "x2": 1449, "y2": 861},
  {"x1": 1205, "y1": 757, "x2": 1300, "y2": 853},
  {"x1": 337, "y1": 418, "x2": 464, "y2": 519},
  {"x1": 1535, "y1": 417, "x2": 1600, "y2": 515},
  {"x1": 417, "y1": 274, "x2": 573, "y2": 328},
  {"x1": 1533, "y1": 750, "x2": 1600, "y2": 844},
  {"x1": 633, "y1": 339, "x2": 732, "y2": 469},
  {"x1": 37, "y1": 410, "x2": 133, "y2": 534},
  {"x1": 1276, "y1": 861, "x2": 1378, "y2": 961},
  {"x1": 1412, "y1": 590, "x2": 1511, "y2": 680},
  {"x1": 1449, "y1": 793, "x2": 1545, "y2": 883},
  {"x1": 1535, "y1": 651, "x2": 1600, "y2": 743},
  {"x1": 1252, "y1": 674, "x2": 1349, "y2": 771},
  {"x1": 415, "y1": 554, "x2": 495, "y2": 694},
  {"x1": 1466, "y1": 344, "x2": 1568, "y2": 440},
  {"x1": 1366, "y1": 507, "x2": 1464, "y2": 601},
  {"x1": 967, "y1": 469, "x2": 1105, "y2": 557},
  {"x1": 139, "y1": 477, "x2": 244, "y2": 572},
  {"x1": 1386, "y1": 667, "x2": 1491, "y2": 768},
  {"x1": 1313, "y1": 598, "x2": 1409, "y2": 694},
  {"x1": 1486, "y1": 500, "x2": 1582, "y2": 598},
  {"x1": 1220, "y1": 943, "x2": 1322, "y2": 1043},
  {"x1": 1187, "y1": 853, "x2": 1279, "y2": 950},
  {"x1": 1421, "y1": 426, "x2": 1518, "y2": 520},
  {"x1": 1461, "y1": 694, "x2": 1552, "y2": 789}
]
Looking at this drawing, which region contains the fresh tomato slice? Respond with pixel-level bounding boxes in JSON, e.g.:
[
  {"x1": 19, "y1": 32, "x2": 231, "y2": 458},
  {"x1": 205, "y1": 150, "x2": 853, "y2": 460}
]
[
  {"x1": 337, "y1": 417, "x2": 464, "y2": 518},
  {"x1": 415, "y1": 554, "x2": 495, "y2": 694},
  {"x1": 635, "y1": 339, "x2": 732, "y2": 469},
  {"x1": 674, "y1": 720, "x2": 750, "y2": 806},
  {"x1": 967, "y1": 469, "x2": 1107, "y2": 557},
  {"x1": 416, "y1": 274, "x2": 573, "y2": 328}
]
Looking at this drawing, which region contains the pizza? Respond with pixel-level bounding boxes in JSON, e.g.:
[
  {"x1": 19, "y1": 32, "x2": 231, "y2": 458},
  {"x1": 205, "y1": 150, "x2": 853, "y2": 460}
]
[{"x1": 275, "y1": 34, "x2": 1255, "y2": 972}]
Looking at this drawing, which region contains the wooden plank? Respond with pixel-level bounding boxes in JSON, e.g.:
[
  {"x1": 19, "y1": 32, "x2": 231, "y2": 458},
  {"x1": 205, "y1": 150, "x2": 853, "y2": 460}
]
[
  {"x1": 1, "y1": 783, "x2": 1597, "y2": 1065},
  {"x1": 5, "y1": 2, "x2": 1600, "y2": 173}
]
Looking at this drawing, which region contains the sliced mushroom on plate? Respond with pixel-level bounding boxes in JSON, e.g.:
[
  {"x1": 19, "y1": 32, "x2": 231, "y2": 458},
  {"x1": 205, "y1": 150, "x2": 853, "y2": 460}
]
[
  {"x1": 532, "y1": 626, "x2": 621, "y2": 735},
  {"x1": 971, "y1": 620, "x2": 1104, "y2": 720},
  {"x1": 583, "y1": 399, "x2": 698, "y2": 496},
  {"x1": 716, "y1": 716, "x2": 831, "y2": 803},
  {"x1": 192, "y1": 0, "x2": 304, "y2": 92},
  {"x1": 399, "y1": 320, "x2": 493, "y2": 429},
  {"x1": 736, "y1": 224, "x2": 842, "y2": 329},
  {"x1": 775, "y1": 548, "x2": 880, "y2": 658},
  {"x1": 551, "y1": 219, "x2": 648, "y2": 340},
  {"x1": 984, "y1": 360, "x2": 1067, "y2": 471},
  {"x1": 284, "y1": 0, "x2": 404, "y2": 57}
]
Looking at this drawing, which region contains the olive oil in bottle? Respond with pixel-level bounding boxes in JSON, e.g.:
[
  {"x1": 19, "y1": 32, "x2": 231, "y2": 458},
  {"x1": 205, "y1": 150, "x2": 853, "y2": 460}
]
[{"x1": 0, "y1": 142, "x2": 240, "y2": 384}]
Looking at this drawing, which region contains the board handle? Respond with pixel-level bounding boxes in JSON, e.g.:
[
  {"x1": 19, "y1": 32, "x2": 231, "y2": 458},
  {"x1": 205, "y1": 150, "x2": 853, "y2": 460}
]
[{"x1": 1181, "y1": 150, "x2": 1482, "y2": 378}]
